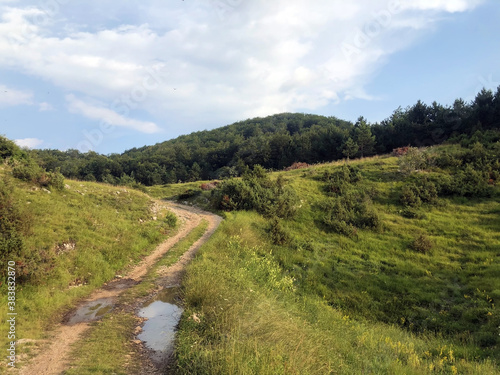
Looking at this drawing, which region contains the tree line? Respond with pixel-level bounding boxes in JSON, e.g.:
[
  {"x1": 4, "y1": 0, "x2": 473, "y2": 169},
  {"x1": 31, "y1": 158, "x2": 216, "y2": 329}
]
[{"x1": 23, "y1": 86, "x2": 500, "y2": 186}]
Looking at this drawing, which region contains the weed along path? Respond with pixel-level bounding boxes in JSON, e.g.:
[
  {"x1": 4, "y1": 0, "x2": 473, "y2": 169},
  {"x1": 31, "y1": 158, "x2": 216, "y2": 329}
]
[{"x1": 17, "y1": 202, "x2": 222, "y2": 375}]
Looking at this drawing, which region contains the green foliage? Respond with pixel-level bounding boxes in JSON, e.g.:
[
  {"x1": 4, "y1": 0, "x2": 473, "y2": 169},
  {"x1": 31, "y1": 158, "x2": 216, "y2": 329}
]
[
  {"x1": 400, "y1": 177, "x2": 438, "y2": 210},
  {"x1": 323, "y1": 191, "x2": 381, "y2": 236},
  {"x1": 268, "y1": 216, "x2": 291, "y2": 245},
  {"x1": 411, "y1": 234, "x2": 433, "y2": 254},
  {"x1": 342, "y1": 137, "x2": 358, "y2": 160},
  {"x1": 323, "y1": 164, "x2": 362, "y2": 195},
  {"x1": 398, "y1": 147, "x2": 427, "y2": 174},
  {"x1": 11, "y1": 156, "x2": 65, "y2": 190},
  {"x1": 0, "y1": 178, "x2": 29, "y2": 278},
  {"x1": 213, "y1": 166, "x2": 299, "y2": 219},
  {"x1": 176, "y1": 212, "x2": 499, "y2": 374},
  {"x1": 178, "y1": 188, "x2": 202, "y2": 200},
  {"x1": 446, "y1": 164, "x2": 492, "y2": 197},
  {"x1": 354, "y1": 116, "x2": 376, "y2": 157}
]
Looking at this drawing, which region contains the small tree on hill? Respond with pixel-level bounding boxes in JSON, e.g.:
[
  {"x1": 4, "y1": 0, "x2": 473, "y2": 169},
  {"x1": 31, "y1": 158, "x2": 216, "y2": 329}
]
[
  {"x1": 354, "y1": 116, "x2": 376, "y2": 158},
  {"x1": 342, "y1": 137, "x2": 359, "y2": 162}
]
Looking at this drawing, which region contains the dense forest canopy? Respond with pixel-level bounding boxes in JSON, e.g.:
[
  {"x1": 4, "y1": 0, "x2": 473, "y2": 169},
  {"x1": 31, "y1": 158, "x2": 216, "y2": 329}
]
[{"x1": 21, "y1": 87, "x2": 500, "y2": 185}]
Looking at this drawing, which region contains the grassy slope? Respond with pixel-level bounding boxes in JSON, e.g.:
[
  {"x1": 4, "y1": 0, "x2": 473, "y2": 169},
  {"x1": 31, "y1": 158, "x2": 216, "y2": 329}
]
[
  {"x1": 0, "y1": 168, "x2": 177, "y2": 370},
  {"x1": 166, "y1": 150, "x2": 499, "y2": 374}
]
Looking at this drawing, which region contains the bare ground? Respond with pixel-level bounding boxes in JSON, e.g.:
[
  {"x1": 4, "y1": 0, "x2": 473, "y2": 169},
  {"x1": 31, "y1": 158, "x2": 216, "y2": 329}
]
[{"x1": 15, "y1": 202, "x2": 221, "y2": 375}]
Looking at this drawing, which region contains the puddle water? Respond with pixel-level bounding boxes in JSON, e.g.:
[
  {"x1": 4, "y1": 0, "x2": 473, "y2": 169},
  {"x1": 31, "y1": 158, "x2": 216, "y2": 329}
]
[
  {"x1": 67, "y1": 297, "x2": 114, "y2": 325},
  {"x1": 137, "y1": 287, "x2": 183, "y2": 361}
]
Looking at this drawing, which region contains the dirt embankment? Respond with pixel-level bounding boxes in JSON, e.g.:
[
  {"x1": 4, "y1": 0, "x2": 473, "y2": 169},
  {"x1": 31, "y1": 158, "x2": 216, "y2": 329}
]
[{"x1": 16, "y1": 202, "x2": 221, "y2": 375}]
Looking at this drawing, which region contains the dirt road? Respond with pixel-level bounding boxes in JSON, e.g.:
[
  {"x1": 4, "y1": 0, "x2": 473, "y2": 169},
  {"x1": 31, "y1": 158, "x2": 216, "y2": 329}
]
[{"x1": 16, "y1": 202, "x2": 221, "y2": 375}]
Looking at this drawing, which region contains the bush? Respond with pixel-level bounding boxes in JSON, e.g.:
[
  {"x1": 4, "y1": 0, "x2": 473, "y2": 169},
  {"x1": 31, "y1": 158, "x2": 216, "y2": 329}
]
[
  {"x1": 0, "y1": 179, "x2": 29, "y2": 279},
  {"x1": 178, "y1": 188, "x2": 202, "y2": 200},
  {"x1": 411, "y1": 234, "x2": 433, "y2": 254},
  {"x1": 434, "y1": 151, "x2": 463, "y2": 169},
  {"x1": 323, "y1": 192, "x2": 380, "y2": 236},
  {"x1": 200, "y1": 182, "x2": 218, "y2": 191},
  {"x1": 400, "y1": 176, "x2": 438, "y2": 211},
  {"x1": 323, "y1": 165, "x2": 362, "y2": 195},
  {"x1": 12, "y1": 160, "x2": 43, "y2": 183},
  {"x1": 12, "y1": 160, "x2": 65, "y2": 190},
  {"x1": 392, "y1": 146, "x2": 410, "y2": 156},
  {"x1": 439, "y1": 164, "x2": 492, "y2": 198},
  {"x1": 284, "y1": 162, "x2": 310, "y2": 171},
  {"x1": 398, "y1": 147, "x2": 427, "y2": 174},
  {"x1": 268, "y1": 216, "x2": 291, "y2": 245},
  {"x1": 213, "y1": 166, "x2": 299, "y2": 219},
  {"x1": 400, "y1": 185, "x2": 421, "y2": 208}
]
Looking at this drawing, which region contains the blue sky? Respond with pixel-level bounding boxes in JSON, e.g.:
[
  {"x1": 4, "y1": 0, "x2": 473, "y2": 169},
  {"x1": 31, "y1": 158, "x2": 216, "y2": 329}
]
[{"x1": 0, "y1": 0, "x2": 499, "y2": 154}]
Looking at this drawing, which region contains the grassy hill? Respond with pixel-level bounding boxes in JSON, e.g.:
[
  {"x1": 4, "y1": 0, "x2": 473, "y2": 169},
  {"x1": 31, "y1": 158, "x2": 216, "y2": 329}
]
[
  {"x1": 148, "y1": 144, "x2": 499, "y2": 374},
  {"x1": 0, "y1": 162, "x2": 177, "y2": 370}
]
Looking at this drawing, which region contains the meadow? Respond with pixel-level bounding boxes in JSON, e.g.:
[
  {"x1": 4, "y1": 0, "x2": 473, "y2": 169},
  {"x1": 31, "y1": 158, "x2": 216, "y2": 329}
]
[{"x1": 158, "y1": 146, "x2": 500, "y2": 374}]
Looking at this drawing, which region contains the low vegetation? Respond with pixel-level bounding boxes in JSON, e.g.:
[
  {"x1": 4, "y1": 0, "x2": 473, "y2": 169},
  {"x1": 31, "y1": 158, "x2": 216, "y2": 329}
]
[
  {"x1": 0, "y1": 142, "x2": 177, "y2": 371},
  {"x1": 169, "y1": 140, "x2": 499, "y2": 373}
]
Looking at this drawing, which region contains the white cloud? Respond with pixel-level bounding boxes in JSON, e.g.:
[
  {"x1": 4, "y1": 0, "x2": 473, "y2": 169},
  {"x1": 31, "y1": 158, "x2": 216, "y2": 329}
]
[
  {"x1": 15, "y1": 137, "x2": 43, "y2": 149},
  {"x1": 402, "y1": 0, "x2": 483, "y2": 12},
  {"x1": 66, "y1": 94, "x2": 160, "y2": 134},
  {"x1": 0, "y1": 84, "x2": 33, "y2": 107},
  {"x1": 0, "y1": 0, "x2": 487, "y2": 129},
  {"x1": 38, "y1": 102, "x2": 53, "y2": 111}
]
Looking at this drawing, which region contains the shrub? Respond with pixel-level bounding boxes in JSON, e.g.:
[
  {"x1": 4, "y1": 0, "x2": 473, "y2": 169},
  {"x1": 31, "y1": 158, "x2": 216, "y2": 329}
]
[
  {"x1": 411, "y1": 234, "x2": 433, "y2": 254},
  {"x1": 213, "y1": 166, "x2": 299, "y2": 219},
  {"x1": 0, "y1": 179, "x2": 30, "y2": 279},
  {"x1": 12, "y1": 160, "x2": 65, "y2": 190},
  {"x1": 440, "y1": 164, "x2": 492, "y2": 197},
  {"x1": 401, "y1": 207, "x2": 425, "y2": 219},
  {"x1": 178, "y1": 188, "x2": 202, "y2": 200},
  {"x1": 284, "y1": 162, "x2": 310, "y2": 171},
  {"x1": 268, "y1": 216, "x2": 291, "y2": 245},
  {"x1": 200, "y1": 182, "x2": 218, "y2": 191},
  {"x1": 400, "y1": 176, "x2": 438, "y2": 211},
  {"x1": 392, "y1": 146, "x2": 410, "y2": 156},
  {"x1": 398, "y1": 147, "x2": 427, "y2": 174},
  {"x1": 323, "y1": 192, "x2": 380, "y2": 236},
  {"x1": 12, "y1": 160, "x2": 43, "y2": 183},
  {"x1": 400, "y1": 185, "x2": 421, "y2": 208},
  {"x1": 434, "y1": 151, "x2": 463, "y2": 169},
  {"x1": 323, "y1": 165, "x2": 362, "y2": 195}
]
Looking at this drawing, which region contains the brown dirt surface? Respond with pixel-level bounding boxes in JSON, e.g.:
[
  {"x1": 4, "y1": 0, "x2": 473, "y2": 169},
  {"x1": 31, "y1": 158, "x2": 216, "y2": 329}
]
[{"x1": 15, "y1": 202, "x2": 221, "y2": 375}]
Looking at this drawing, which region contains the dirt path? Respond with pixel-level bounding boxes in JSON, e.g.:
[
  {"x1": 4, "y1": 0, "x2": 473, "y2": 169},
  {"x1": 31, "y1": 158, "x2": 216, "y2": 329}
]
[{"x1": 16, "y1": 202, "x2": 221, "y2": 375}]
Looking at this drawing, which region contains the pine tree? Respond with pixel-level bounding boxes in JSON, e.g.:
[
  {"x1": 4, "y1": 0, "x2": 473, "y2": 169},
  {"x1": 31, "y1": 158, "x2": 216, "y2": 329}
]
[{"x1": 354, "y1": 116, "x2": 376, "y2": 157}]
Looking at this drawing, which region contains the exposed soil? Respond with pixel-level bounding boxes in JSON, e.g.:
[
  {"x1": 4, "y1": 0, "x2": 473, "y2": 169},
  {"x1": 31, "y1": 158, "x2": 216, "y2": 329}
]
[{"x1": 15, "y1": 202, "x2": 222, "y2": 375}]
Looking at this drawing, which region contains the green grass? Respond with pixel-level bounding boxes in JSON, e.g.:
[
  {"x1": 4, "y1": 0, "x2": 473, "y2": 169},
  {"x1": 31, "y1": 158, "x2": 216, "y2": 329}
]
[
  {"x1": 64, "y1": 220, "x2": 209, "y2": 375},
  {"x1": 172, "y1": 151, "x2": 499, "y2": 374},
  {"x1": 175, "y1": 212, "x2": 498, "y2": 374},
  {"x1": 0, "y1": 170, "x2": 177, "y2": 371}
]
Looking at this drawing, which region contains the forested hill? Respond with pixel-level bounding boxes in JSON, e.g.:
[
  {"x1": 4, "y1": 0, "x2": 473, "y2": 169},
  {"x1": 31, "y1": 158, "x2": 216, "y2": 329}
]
[{"x1": 30, "y1": 87, "x2": 500, "y2": 185}]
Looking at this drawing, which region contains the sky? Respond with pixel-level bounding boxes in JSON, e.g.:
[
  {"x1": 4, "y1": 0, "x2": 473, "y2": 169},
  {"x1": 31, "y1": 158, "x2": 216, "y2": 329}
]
[{"x1": 0, "y1": 0, "x2": 499, "y2": 154}]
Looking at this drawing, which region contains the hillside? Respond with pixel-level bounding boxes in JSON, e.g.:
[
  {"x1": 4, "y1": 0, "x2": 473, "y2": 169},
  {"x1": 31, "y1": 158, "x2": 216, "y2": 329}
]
[
  {"x1": 148, "y1": 143, "x2": 500, "y2": 374},
  {"x1": 31, "y1": 86, "x2": 500, "y2": 186},
  {"x1": 0, "y1": 139, "x2": 179, "y2": 371}
]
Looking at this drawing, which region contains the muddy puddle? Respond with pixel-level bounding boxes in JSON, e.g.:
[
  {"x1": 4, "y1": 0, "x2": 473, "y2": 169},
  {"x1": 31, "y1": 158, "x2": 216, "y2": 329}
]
[
  {"x1": 137, "y1": 287, "x2": 183, "y2": 362},
  {"x1": 66, "y1": 297, "x2": 114, "y2": 325}
]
